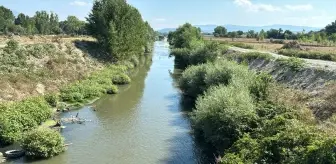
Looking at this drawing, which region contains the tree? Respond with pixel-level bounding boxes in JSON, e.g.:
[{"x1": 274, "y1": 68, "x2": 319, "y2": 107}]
[
  {"x1": 266, "y1": 29, "x2": 279, "y2": 39},
  {"x1": 0, "y1": 6, "x2": 15, "y2": 33},
  {"x1": 213, "y1": 26, "x2": 227, "y2": 37},
  {"x1": 15, "y1": 13, "x2": 28, "y2": 26},
  {"x1": 34, "y1": 11, "x2": 51, "y2": 34},
  {"x1": 228, "y1": 31, "x2": 238, "y2": 41},
  {"x1": 60, "y1": 16, "x2": 86, "y2": 35},
  {"x1": 87, "y1": 0, "x2": 153, "y2": 61},
  {"x1": 246, "y1": 30, "x2": 256, "y2": 38},
  {"x1": 167, "y1": 23, "x2": 203, "y2": 49},
  {"x1": 237, "y1": 30, "x2": 244, "y2": 36},
  {"x1": 325, "y1": 20, "x2": 336, "y2": 35},
  {"x1": 258, "y1": 29, "x2": 266, "y2": 41}
]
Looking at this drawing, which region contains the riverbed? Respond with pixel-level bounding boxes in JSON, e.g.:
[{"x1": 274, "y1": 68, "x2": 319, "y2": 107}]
[{"x1": 5, "y1": 41, "x2": 211, "y2": 164}]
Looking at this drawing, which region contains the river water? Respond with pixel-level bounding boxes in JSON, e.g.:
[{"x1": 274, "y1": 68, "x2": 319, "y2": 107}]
[{"x1": 5, "y1": 41, "x2": 212, "y2": 164}]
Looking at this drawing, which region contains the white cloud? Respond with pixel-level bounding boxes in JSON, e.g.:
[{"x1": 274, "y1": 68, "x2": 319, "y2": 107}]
[
  {"x1": 285, "y1": 4, "x2": 313, "y2": 11},
  {"x1": 234, "y1": 0, "x2": 313, "y2": 12},
  {"x1": 233, "y1": 0, "x2": 282, "y2": 12},
  {"x1": 154, "y1": 18, "x2": 166, "y2": 22},
  {"x1": 70, "y1": 1, "x2": 91, "y2": 6}
]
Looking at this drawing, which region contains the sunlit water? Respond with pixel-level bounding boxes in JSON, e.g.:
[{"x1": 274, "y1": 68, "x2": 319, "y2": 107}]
[{"x1": 4, "y1": 41, "x2": 211, "y2": 164}]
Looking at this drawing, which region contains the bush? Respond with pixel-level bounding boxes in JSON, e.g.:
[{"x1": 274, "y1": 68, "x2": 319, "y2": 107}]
[
  {"x1": 4, "y1": 39, "x2": 19, "y2": 53},
  {"x1": 277, "y1": 57, "x2": 306, "y2": 71},
  {"x1": 21, "y1": 128, "x2": 65, "y2": 158},
  {"x1": 44, "y1": 93, "x2": 59, "y2": 107},
  {"x1": 106, "y1": 85, "x2": 118, "y2": 94},
  {"x1": 112, "y1": 73, "x2": 131, "y2": 85},
  {"x1": 179, "y1": 60, "x2": 254, "y2": 98},
  {"x1": 0, "y1": 97, "x2": 52, "y2": 145},
  {"x1": 278, "y1": 49, "x2": 335, "y2": 61},
  {"x1": 192, "y1": 85, "x2": 257, "y2": 151}
]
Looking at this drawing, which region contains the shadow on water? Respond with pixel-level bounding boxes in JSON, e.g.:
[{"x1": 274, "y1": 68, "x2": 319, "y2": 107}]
[{"x1": 158, "y1": 64, "x2": 216, "y2": 164}]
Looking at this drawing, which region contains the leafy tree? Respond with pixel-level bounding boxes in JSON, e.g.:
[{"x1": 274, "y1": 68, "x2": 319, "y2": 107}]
[
  {"x1": 87, "y1": 0, "x2": 152, "y2": 61},
  {"x1": 266, "y1": 28, "x2": 279, "y2": 39},
  {"x1": 228, "y1": 31, "x2": 238, "y2": 41},
  {"x1": 0, "y1": 6, "x2": 15, "y2": 33},
  {"x1": 34, "y1": 11, "x2": 51, "y2": 34},
  {"x1": 325, "y1": 20, "x2": 336, "y2": 35},
  {"x1": 15, "y1": 13, "x2": 28, "y2": 26},
  {"x1": 246, "y1": 30, "x2": 256, "y2": 38},
  {"x1": 213, "y1": 26, "x2": 227, "y2": 37},
  {"x1": 60, "y1": 16, "x2": 86, "y2": 35},
  {"x1": 167, "y1": 23, "x2": 203, "y2": 49},
  {"x1": 257, "y1": 29, "x2": 266, "y2": 41},
  {"x1": 237, "y1": 30, "x2": 244, "y2": 36}
]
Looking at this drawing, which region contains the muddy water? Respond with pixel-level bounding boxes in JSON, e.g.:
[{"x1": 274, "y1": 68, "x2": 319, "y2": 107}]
[{"x1": 6, "y1": 41, "x2": 211, "y2": 164}]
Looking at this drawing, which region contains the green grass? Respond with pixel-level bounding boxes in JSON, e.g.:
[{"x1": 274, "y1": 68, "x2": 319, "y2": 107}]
[
  {"x1": 276, "y1": 57, "x2": 306, "y2": 71},
  {"x1": 218, "y1": 40, "x2": 254, "y2": 49},
  {"x1": 226, "y1": 52, "x2": 275, "y2": 62},
  {"x1": 278, "y1": 49, "x2": 336, "y2": 61}
]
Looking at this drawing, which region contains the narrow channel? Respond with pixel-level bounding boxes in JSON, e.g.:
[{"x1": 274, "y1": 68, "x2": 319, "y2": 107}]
[{"x1": 8, "y1": 41, "x2": 211, "y2": 164}]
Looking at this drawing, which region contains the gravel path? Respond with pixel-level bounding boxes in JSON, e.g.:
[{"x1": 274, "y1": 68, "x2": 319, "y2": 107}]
[{"x1": 229, "y1": 46, "x2": 336, "y2": 71}]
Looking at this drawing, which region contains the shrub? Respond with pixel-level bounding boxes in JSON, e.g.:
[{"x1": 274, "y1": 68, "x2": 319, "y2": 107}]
[
  {"x1": 277, "y1": 57, "x2": 305, "y2": 71},
  {"x1": 179, "y1": 60, "x2": 254, "y2": 98},
  {"x1": 227, "y1": 52, "x2": 274, "y2": 62},
  {"x1": 21, "y1": 128, "x2": 65, "y2": 158},
  {"x1": 4, "y1": 39, "x2": 19, "y2": 54},
  {"x1": 0, "y1": 97, "x2": 52, "y2": 145},
  {"x1": 249, "y1": 72, "x2": 274, "y2": 101},
  {"x1": 106, "y1": 85, "x2": 118, "y2": 94},
  {"x1": 112, "y1": 73, "x2": 131, "y2": 85},
  {"x1": 278, "y1": 49, "x2": 335, "y2": 61},
  {"x1": 192, "y1": 85, "x2": 257, "y2": 151},
  {"x1": 44, "y1": 93, "x2": 59, "y2": 107}
]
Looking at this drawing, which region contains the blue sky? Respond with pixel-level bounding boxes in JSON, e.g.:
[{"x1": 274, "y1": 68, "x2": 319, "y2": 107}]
[{"x1": 1, "y1": 0, "x2": 336, "y2": 30}]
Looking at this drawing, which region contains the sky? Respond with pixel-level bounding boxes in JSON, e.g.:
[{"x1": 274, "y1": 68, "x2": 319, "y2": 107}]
[{"x1": 1, "y1": 0, "x2": 336, "y2": 30}]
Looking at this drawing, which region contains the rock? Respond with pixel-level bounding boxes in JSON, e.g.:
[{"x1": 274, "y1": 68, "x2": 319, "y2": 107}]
[
  {"x1": 0, "y1": 152, "x2": 3, "y2": 157},
  {"x1": 36, "y1": 83, "x2": 45, "y2": 95}
]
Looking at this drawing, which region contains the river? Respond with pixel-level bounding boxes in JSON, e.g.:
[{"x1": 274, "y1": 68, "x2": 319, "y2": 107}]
[{"x1": 5, "y1": 41, "x2": 212, "y2": 164}]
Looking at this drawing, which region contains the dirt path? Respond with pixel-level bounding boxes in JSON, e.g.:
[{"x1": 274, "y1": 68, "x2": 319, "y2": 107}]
[{"x1": 229, "y1": 46, "x2": 336, "y2": 71}]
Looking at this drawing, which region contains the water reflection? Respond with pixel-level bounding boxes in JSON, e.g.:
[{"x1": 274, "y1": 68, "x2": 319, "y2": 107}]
[{"x1": 4, "y1": 41, "x2": 213, "y2": 164}]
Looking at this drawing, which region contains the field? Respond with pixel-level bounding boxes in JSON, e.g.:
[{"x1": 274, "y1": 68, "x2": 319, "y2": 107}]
[
  {"x1": 205, "y1": 36, "x2": 336, "y2": 52},
  {"x1": 0, "y1": 35, "x2": 103, "y2": 102}
]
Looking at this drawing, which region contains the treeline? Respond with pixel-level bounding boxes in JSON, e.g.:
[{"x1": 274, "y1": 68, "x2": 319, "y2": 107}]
[
  {"x1": 0, "y1": 6, "x2": 87, "y2": 35},
  {"x1": 169, "y1": 23, "x2": 336, "y2": 163},
  {"x1": 213, "y1": 20, "x2": 336, "y2": 43}
]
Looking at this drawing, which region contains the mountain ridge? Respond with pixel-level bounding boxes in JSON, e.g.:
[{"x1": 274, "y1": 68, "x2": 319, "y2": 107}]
[{"x1": 158, "y1": 24, "x2": 322, "y2": 33}]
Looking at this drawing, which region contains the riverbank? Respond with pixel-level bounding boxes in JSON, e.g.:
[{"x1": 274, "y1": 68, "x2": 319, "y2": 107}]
[
  {"x1": 0, "y1": 37, "x2": 153, "y2": 159},
  {"x1": 168, "y1": 23, "x2": 336, "y2": 163}
]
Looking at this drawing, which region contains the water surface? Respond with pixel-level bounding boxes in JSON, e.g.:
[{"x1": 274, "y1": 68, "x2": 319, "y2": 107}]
[{"x1": 5, "y1": 41, "x2": 211, "y2": 164}]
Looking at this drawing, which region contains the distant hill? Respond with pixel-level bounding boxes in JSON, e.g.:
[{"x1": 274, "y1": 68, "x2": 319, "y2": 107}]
[{"x1": 158, "y1": 24, "x2": 322, "y2": 33}]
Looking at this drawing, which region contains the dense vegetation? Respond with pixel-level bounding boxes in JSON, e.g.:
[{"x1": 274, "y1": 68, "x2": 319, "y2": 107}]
[
  {"x1": 87, "y1": 0, "x2": 155, "y2": 61},
  {"x1": 212, "y1": 19, "x2": 336, "y2": 44},
  {"x1": 0, "y1": 6, "x2": 87, "y2": 35},
  {"x1": 0, "y1": 97, "x2": 52, "y2": 145},
  {"x1": 170, "y1": 23, "x2": 336, "y2": 163},
  {"x1": 21, "y1": 128, "x2": 65, "y2": 158}
]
